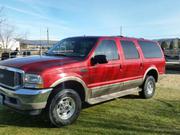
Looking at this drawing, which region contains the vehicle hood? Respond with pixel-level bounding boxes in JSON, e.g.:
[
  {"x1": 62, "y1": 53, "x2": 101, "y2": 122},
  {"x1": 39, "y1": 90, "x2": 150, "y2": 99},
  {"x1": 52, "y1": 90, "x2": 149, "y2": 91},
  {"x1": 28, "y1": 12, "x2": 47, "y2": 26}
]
[{"x1": 0, "y1": 55, "x2": 81, "y2": 73}]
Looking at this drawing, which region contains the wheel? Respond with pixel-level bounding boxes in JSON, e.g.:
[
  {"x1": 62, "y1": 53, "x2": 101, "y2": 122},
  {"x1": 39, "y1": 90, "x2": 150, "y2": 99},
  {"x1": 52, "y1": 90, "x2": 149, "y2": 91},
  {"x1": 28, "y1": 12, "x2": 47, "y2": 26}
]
[
  {"x1": 47, "y1": 89, "x2": 82, "y2": 127},
  {"x1": 139, "y1": 76, "x2": 156, "y2": 99}
]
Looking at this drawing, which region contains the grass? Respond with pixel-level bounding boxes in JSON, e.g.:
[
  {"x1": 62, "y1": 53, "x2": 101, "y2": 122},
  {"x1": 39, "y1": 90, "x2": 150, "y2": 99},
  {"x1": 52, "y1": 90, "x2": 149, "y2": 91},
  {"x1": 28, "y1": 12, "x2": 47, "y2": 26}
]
[{"x1": 0, "y1": 72, "x2": 180, "y2": 135}]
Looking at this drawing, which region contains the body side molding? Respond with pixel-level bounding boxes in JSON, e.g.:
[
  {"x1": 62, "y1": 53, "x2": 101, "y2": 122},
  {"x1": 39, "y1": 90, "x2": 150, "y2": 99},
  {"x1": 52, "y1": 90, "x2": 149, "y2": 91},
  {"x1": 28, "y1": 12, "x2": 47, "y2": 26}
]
[{"x1": 88, "y1": 87, "x2": 141, "y2": 104}]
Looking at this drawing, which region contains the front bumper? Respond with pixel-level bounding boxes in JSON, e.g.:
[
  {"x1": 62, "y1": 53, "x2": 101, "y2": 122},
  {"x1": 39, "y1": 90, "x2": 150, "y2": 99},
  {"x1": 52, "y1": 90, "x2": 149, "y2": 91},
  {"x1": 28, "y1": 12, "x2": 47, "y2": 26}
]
[{"x1": 0, "y1": 86, "x2": 52, "y2": 115}]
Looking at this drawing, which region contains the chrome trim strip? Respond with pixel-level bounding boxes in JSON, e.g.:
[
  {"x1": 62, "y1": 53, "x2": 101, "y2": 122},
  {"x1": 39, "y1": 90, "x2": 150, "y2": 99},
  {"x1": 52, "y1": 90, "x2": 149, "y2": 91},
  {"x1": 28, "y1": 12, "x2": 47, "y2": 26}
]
[
  {"x1": 0, "y1": 65, "x2": 24, "y2": 74},
  {"x1": 0, "y1": 86, "x2": 52, "y2": 95},
  {"x1": 0, "y1": 83, "x2": 21, "y2": 90},
  {"x1": 15, "y1": 88, "x2": 52, "y2": 95},
  {"x1": 0, "y1": 65, "x2": 25, "y2": 89}
]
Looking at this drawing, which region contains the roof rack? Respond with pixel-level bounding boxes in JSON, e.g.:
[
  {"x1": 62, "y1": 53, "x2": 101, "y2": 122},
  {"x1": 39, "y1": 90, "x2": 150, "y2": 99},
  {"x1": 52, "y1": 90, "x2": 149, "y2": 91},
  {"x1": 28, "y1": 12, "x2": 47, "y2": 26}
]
[{"x1": 116, "y1": 35, "x2": 124, "y2": 37}]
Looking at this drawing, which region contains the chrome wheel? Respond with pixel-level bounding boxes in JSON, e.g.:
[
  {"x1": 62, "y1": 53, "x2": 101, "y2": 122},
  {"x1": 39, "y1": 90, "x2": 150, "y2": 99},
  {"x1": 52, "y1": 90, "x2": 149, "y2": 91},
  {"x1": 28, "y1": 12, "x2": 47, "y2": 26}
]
[
  {"x1": 56, "y1": 97, "x2": 76, "y2": 120},
  {"x1": 146, "y1": 81, "x2": 154, "y2": 95}
]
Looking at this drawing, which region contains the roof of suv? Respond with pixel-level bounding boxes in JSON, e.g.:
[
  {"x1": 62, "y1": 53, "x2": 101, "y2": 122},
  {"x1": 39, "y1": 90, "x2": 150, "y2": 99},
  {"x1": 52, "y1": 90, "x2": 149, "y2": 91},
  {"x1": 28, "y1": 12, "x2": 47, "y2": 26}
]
[{"x1": 67, "y1": 36, "x2": 154, "y2": 42}]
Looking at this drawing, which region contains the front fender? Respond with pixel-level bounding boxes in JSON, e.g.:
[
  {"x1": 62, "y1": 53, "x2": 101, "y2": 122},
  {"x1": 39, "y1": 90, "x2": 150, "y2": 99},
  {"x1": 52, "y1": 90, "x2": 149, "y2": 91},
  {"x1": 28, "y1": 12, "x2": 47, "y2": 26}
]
[{"x1": 43, "y1": 72, "x2": 89, "y2": 101}]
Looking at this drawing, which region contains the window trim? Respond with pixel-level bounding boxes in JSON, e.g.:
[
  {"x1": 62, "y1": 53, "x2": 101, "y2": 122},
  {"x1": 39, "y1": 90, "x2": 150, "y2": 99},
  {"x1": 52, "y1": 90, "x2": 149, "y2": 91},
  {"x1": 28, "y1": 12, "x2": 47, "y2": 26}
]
[{"x1": 120, "y1": 40, "x2": 140, "y2": 60}]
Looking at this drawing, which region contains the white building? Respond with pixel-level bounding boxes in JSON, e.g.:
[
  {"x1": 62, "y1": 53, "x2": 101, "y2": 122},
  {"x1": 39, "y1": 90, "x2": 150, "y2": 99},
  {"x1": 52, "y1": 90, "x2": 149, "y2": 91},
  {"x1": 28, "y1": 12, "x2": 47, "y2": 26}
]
[{"x1": 0, "y1": 38, "x2": 57, "y2": 51}]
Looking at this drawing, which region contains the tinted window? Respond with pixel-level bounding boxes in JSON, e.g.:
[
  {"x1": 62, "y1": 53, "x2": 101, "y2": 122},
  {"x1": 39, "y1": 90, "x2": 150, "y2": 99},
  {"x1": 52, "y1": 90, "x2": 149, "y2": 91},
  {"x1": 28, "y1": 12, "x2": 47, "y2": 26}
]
[
  {"x1": 138, "y1": 41, "x2": 162, "y2": 58},
  {"x1": 95, "y1": 40, "x2": 119, "y2": 61},
  {"x1": 121, "y1": 41, "x2": 139, "y2": 59}
]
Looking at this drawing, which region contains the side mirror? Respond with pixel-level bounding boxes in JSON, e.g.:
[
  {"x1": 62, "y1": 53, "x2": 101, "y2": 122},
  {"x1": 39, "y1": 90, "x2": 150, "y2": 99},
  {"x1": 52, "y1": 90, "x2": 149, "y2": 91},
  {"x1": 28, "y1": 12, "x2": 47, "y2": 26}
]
[{"x1": 91, "y1": 55, "x2": 108, "y2": 65}]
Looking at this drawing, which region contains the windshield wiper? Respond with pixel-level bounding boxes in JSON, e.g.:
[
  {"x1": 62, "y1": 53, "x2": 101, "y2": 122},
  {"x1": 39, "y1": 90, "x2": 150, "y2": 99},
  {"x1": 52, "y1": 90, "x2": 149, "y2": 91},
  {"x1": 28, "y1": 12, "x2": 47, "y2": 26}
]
[
  {"x1": 44, "y1": 52, "x2": 67, "y2": 57},
  {"x1": 45, "y1": 52, "x2": 84, "y2": 58},
  {"x1": 51, "y1": 53, "x2": 67, "y2": 56},
  {"x1": 44, "y1": 52, "x2": 50, "y2": 55}
]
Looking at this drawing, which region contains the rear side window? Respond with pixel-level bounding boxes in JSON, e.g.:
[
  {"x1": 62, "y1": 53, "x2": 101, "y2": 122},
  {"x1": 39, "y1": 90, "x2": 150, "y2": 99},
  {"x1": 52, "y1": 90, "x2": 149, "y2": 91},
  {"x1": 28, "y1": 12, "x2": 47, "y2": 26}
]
[
  {"x1": 138, "y1": 41, "x2": 162, "y2": 58},
  {"x1": 120, "y1": 41, "x2": 139, "y2": 59},
  {"x1": 95, "y1": 40, "x2": 119, "y2": 61}
]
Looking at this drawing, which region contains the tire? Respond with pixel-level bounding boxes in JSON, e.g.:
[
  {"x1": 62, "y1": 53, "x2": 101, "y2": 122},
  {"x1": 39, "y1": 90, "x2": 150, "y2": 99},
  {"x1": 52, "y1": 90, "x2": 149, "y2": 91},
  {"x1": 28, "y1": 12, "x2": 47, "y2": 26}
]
[
  {"x1": 139, "y1": 76, "x2": 156, "y2": 99},
  {"x1": 47, "y1": 89, "x2": 82, "y2": 127}
]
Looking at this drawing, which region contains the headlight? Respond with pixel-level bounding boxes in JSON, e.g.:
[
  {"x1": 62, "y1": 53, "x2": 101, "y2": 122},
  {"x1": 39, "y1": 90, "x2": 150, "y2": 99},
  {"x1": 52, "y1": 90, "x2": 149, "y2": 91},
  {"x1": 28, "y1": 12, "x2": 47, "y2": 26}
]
[{"x1": 24, "y1": 74, "x2": 43, "y2": 88}]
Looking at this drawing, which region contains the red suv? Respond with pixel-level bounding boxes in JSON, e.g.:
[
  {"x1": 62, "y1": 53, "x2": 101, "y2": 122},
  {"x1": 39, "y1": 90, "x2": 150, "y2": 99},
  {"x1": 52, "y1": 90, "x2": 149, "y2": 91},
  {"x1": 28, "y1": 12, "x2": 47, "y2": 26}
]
[{"x1": 0, "y1": 36, "x2": 165, "y2": 127}]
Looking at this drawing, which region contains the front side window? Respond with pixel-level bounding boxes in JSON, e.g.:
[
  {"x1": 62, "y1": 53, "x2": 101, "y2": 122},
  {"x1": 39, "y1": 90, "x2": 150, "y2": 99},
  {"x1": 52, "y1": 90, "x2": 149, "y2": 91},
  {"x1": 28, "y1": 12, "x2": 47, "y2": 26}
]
[
  {"x1": 94, "y1": 40, "x2": 119, "y2": 61},
  {"x1": 138, "y1": 41, "x2": 162, "y2": 58},
  {"x1": 46, "y1": 37, "x2": 97, "y2": 58},
  {"x1": 120, "y1": 40, "x2": 139, "y2": 59}
]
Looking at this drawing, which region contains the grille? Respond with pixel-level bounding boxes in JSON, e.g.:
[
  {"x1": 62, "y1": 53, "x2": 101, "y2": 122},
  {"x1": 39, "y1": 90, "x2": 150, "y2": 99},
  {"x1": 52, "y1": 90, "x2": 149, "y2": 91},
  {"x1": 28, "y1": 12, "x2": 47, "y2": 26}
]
[{"x1": 0, "y1": 68, "x2": 23, "y2": 89}]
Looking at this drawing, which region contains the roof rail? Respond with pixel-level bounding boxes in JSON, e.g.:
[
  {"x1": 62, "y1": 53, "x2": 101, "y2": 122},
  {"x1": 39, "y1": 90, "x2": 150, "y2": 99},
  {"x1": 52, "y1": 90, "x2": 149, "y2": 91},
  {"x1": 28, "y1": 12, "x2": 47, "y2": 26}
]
[{"x1": 116, "y1": 35, "x2": 124, "y2": 37}]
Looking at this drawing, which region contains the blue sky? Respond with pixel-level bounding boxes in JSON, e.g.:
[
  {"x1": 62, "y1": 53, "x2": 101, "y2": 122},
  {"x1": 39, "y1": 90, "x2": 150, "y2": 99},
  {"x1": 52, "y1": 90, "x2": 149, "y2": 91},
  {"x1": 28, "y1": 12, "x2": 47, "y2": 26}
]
[{"x1": 0, "y1": 0, "x2": 180, "y2": 40}]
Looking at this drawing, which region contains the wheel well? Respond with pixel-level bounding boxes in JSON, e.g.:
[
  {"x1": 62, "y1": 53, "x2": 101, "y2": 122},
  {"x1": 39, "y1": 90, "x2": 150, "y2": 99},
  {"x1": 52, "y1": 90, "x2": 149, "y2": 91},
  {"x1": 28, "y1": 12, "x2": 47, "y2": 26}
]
[
  {"x1": 53, "y1": 80, "x2": 86, "y2": 102},
  {"x1": 146, "y1": 69, "x2": 158, "y2": 82}
]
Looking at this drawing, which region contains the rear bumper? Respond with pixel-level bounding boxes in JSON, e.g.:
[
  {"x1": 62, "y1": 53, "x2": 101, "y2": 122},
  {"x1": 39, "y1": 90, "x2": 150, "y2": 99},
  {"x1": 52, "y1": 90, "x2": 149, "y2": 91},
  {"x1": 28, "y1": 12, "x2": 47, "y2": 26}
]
[{"x1": 0, "y1": 86, "x2": 52, "y2": 115}]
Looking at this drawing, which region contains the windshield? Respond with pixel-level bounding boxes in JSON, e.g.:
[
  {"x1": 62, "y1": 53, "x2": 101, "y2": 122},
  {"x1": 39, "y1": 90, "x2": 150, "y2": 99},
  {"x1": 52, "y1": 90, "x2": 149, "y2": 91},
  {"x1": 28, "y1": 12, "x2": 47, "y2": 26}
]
[{"x1": 46, "y1": 37, "x2": 97, "y2": 58}]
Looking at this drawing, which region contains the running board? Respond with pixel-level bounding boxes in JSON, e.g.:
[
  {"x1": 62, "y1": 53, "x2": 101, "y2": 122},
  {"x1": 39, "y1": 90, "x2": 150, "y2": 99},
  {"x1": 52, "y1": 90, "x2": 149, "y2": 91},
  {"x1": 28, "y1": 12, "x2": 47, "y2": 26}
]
[{"x1": 87, "y1": 88, "x2": 141, "y2": 105}]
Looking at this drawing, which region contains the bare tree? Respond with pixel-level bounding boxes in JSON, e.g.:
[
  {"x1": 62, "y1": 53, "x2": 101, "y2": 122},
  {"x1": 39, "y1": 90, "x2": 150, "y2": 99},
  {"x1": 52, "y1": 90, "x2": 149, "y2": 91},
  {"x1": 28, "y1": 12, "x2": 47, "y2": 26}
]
[
  {"x1": 0, "y1": 24, "x2": 16, "y2": 51},
  {"x1": 0, "y1": 7, "x2": 22, "y2": 51},
  {"x1": 161, "y1": 41, "x2": 169, "y2": 50},
  {"x1": 169, "y1": 41, "x2": 175, "y2": 50},
  {"x1": 0, "y1": 7, "x2": 4, "y2": 50},
  {"x1": 0, "y1": 7, "x2": 29, "y2": 52}
]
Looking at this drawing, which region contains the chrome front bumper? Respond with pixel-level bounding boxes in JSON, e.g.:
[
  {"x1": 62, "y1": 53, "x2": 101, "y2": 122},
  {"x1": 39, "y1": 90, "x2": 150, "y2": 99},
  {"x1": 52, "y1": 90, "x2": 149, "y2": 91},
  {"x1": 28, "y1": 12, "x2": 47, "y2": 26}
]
[{"x1": 0, "y1": 86, "x2": 52, "y2": 115}]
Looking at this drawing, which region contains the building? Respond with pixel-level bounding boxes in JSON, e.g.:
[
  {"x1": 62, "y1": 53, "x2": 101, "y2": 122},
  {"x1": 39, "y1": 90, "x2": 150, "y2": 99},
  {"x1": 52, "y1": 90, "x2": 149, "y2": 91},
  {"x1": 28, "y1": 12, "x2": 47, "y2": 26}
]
[
  {"x1": 157, "y1": 38, "x2": 180, "y2": 49},
  {"x1": 0, "y1": 38, "x2": 58, "y2": 56},
  {"x1": 156, "y1": 38, "x2": 180, "y2": 59},
  {"x1": 0, "y1": 38, "x2": 58, "y2": 51},
  {"x1": 15, "y1": 39, "x2": 58, "y2": 55},
  {"x1": 16, "y1": 39, "x2": 58, "y2": 50}
]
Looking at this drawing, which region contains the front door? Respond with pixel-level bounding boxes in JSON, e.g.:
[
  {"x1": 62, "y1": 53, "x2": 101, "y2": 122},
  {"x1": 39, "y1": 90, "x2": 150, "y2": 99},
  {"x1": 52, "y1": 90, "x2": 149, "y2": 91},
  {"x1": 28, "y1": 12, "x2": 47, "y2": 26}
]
[{"x1": 88, "y1": 39, "x2": 123, "y2": 97}]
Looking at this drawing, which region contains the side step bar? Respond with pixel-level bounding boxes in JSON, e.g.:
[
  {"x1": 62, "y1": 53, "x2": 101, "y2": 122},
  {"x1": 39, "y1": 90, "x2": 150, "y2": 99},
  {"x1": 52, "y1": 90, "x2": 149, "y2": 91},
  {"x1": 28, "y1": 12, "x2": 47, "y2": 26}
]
[{"x1": 87, "y1": 88, "x2": 141, "y2": 105}]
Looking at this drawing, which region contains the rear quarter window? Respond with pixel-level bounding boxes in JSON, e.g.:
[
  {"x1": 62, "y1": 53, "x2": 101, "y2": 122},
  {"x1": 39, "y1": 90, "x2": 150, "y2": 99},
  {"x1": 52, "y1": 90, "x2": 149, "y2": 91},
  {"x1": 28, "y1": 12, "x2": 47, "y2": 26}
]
[{"x1": 138, "y1": 41, "x2": 163, "y2": 58}]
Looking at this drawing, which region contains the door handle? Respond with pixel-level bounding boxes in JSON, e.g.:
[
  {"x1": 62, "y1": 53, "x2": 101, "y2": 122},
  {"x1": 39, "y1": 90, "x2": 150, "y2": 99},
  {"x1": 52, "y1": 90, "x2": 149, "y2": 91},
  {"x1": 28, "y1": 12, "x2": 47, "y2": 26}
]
[
  {"x1": 80, "y1": 68, "x2": 88, "y2": 73},
  {"x1": 140, "y1": 63, "x2": 143, "y2": 68}
]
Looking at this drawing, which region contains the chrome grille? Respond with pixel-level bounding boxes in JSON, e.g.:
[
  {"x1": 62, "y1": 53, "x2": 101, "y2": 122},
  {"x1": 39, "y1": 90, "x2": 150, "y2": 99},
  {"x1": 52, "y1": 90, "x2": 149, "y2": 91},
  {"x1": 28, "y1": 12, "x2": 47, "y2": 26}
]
[{"x1": 0, "y1": 66, "x2": 24, "y2": 89}]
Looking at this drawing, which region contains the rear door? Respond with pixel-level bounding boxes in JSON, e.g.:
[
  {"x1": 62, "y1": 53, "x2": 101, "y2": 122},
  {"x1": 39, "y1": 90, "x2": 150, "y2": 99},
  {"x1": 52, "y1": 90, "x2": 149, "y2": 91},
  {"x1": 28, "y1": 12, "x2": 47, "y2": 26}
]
[{"x1": 119, "y1": 39, "x2": 143, "y2": 89}]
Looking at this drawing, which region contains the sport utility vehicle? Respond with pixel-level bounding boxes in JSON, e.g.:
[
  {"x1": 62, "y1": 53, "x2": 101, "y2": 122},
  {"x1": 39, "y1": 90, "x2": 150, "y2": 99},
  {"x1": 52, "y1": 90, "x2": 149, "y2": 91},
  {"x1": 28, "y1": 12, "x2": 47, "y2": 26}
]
[{"x1": 0, "y1": 36, "x2": 165, "y2": 127}]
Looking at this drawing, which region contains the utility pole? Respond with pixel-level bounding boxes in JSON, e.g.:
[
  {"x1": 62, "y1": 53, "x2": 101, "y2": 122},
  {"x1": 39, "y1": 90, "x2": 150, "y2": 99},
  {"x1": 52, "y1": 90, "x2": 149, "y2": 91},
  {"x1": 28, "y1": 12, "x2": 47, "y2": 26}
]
[
  {"x1": 40, "y1": 28, "x2": 42, "y2": 56},
  {"x1": 47, "y1": 28, "x2": 49, "y2": 47},
  {"x1": 120, "y1": 26, "x2": 123, "y2": 36}
]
